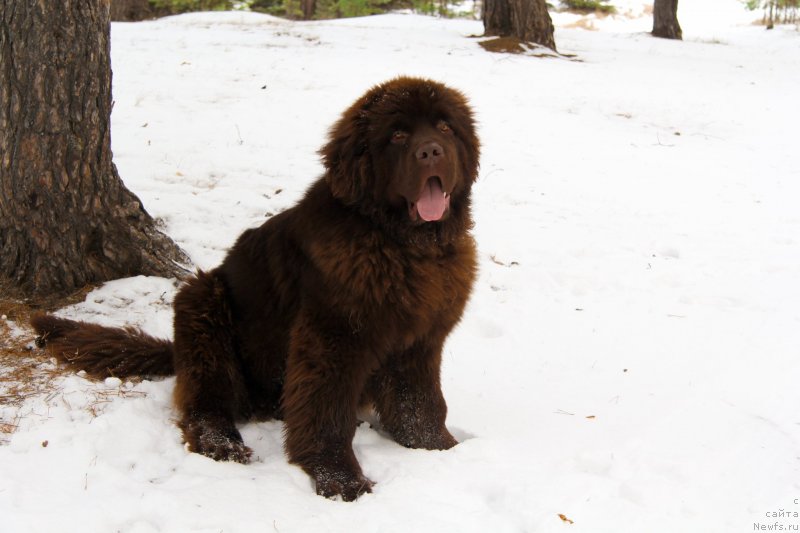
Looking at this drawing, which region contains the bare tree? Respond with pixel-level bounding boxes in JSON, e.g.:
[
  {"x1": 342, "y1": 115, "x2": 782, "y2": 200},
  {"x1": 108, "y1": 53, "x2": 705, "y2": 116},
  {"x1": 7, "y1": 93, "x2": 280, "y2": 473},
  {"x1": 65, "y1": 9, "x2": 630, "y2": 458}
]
[
  {"x1": 483, "y1": 0, "x2": 556, "y2": 51},
  {"x1": 652, "y1": 0, "x2": 682, "y2": 40},
  {"x1": 0, "y1": 0, "x2": 189, "y2": 301}
]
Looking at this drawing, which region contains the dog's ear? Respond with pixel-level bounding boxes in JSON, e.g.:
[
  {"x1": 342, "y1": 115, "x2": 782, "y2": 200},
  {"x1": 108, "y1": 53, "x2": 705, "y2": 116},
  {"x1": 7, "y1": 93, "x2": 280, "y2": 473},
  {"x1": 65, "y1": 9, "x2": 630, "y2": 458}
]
[
  {"x1": 439, "y1": 88, "x2": 481, "y2": 185},
  {"x1": 319, "y1": 104, "x2": 371, "y2": 206}
]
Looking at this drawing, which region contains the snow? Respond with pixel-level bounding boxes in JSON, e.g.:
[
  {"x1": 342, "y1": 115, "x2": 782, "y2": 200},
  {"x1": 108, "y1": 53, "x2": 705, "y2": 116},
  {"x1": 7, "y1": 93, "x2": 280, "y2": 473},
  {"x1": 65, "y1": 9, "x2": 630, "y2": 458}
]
[{"x1": 3, "y1": 2, "x2": 800, "y2": 531}]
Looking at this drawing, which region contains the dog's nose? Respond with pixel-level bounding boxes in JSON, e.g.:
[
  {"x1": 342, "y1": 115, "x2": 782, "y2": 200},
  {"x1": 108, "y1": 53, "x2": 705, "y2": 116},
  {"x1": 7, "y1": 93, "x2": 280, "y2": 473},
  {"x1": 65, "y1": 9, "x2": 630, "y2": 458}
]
[{"x1": 415, "y1": 141, "x2": 444, "y2": 163}]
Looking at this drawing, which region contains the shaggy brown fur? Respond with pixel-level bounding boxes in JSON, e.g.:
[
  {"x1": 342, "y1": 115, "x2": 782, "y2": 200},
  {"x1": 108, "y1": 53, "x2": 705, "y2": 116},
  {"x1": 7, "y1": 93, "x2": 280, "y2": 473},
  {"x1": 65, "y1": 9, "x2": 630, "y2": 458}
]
[{"x1": 31, "y1": 76, "x2": 480, "y2": 501}]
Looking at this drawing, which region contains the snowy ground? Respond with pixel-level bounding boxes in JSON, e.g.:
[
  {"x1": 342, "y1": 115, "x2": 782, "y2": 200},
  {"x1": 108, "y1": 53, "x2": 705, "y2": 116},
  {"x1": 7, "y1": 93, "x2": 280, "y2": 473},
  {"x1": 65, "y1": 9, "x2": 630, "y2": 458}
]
[{"x1": 2, "y1": 1, "x2": 799, "y2": 531}]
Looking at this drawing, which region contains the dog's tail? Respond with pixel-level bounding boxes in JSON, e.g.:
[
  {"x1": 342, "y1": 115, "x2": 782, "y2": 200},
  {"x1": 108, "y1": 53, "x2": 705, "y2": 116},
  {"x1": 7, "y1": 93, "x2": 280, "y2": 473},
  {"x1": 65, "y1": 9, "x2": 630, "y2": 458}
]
[{"x1": 31, "y1": 314, "x2": 174, "y2": 379}]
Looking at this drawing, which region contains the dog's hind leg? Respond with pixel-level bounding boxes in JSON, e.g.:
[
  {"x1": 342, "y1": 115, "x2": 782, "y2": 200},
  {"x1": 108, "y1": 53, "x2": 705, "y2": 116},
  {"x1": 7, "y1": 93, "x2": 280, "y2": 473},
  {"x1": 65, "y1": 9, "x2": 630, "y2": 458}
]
[{"x1": 172, "y1": 270, "x2": 252, "y2": 463}]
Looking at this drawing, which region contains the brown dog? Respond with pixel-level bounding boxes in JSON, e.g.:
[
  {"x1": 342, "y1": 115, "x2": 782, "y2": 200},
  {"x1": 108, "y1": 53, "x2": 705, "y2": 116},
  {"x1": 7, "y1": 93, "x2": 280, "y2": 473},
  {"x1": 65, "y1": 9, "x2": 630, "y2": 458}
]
[{"x1": 32, "y1": 76, "x2": 480, "y2": 501}]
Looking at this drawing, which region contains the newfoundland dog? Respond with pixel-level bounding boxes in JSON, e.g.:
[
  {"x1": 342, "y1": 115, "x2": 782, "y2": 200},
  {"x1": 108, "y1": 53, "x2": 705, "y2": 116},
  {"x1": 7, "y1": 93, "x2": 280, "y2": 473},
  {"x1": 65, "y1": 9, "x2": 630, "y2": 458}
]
[{"x1": 32, "y1": 77, "x2": 480, "y2": 501}]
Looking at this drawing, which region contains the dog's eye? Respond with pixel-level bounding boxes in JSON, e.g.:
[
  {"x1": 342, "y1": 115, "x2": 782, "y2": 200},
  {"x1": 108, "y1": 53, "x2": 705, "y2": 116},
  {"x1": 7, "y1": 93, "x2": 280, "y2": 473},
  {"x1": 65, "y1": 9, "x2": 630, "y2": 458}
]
[
  {"x1": 437, "y1": 120, "x2": 452, "y2": 133},
  {"x1": 391, "y1": 131, "x2": 408, "y2": 144}
]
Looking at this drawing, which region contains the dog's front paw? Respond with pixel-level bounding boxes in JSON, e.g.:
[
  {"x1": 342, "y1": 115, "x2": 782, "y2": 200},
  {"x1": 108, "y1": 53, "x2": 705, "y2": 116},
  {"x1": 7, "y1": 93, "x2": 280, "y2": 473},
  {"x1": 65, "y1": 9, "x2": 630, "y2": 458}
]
[
  {"x1": 180, "y1": 414, "x2": 253, "y2": 464},
  {"x1": 312, "y1": 465, "x2": 374, "y2": 502},
  {"x1": 395, "y1": 425, "x2": 458, "y2": 451}
]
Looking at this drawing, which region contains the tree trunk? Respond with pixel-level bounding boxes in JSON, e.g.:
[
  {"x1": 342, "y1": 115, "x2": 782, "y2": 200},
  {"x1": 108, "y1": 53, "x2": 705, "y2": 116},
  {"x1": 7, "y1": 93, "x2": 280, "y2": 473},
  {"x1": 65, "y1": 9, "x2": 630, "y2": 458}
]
[
  {"x1": 110, "y1": 0, "x2": 153, "y2": 21},
  {"x1": 483, "y1": 0, "x2": 513, "y2": 37},
  {"x1": 766, "y1": 0, "x2": 775, "y2": 29},
  {"x1": 483, "y1": 0, "x2": 556, "y2": 51},
  {"x1": 652, "y1": 0, "x2": 682, "y2": 40},
  {"x1": 301, "y1": 0, "x2": 316, "y2": 19},
  {"x1": 0, "y1": 0, "x2": 190, "y2": 302}
]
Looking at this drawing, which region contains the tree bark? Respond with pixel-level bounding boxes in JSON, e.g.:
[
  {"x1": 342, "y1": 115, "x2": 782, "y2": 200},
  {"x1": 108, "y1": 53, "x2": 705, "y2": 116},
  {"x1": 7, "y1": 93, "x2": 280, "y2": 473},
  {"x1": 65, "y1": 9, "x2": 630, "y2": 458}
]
[
  {"x1": 483, "y1": 0, "x2": 556, "y2": 51},
  {"x1": 483, "y1": 0, "x2": 513, "y2": 37},
  {"x1": 301, "y1": 0, "x2": 316, "y2": 19},
  {"x1": 652, "y1": 0, "x2": 682, "y2": 40},
  {"x1": 0, "y1": 0, "x2": 189, "y2": 301},
  {"x1": 766, "y1": 0, "x2": 775, "y2": 29},
  {"x1": 110, "y1": 0, "x2": 153, "y2": 21}
]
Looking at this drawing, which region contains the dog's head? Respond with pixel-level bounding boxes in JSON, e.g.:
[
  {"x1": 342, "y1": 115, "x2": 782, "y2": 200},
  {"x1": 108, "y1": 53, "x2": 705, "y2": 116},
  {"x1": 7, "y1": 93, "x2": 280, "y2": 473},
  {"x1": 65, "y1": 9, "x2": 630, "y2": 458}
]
[{"x1": 320, "y1": 77, "x2": 480, "y2": 228}]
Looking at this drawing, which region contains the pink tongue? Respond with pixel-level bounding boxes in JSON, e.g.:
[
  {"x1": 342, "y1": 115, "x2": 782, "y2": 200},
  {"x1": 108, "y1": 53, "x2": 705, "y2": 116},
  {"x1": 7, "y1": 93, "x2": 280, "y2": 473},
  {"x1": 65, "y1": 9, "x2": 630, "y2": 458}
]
[{"x1": 416, "y1": 178, "x2": 447, "y2": 222}]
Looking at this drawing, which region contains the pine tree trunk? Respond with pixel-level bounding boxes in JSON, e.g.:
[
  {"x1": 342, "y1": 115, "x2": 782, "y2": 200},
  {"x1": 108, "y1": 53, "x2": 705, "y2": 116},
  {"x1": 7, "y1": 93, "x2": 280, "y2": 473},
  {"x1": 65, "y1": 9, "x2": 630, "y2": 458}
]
[
  {"x1": 510, "y1": 0, "x2": 555, "y2": 50},
  {"x1": 110, "y1": 0, "x2": 153, "y2": 21},
  {"x1": 766, "y1": 0, "x2": 775, "y2": 29},
  {"x1": 0, "y1": 0, "x2": 190, "y2": 301},
  {"x1": 483, "y1": 0, "x2": 513, "y2": 37},
  {"x1": 652, "y1": 0, "x2": 683, "y2": 40},
  {"x1": 483, "y1": 0, "x2": 556, "y2": 51},
  {"x1": 301, "y1": 0, "x2": 316, "y2": 20}
]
